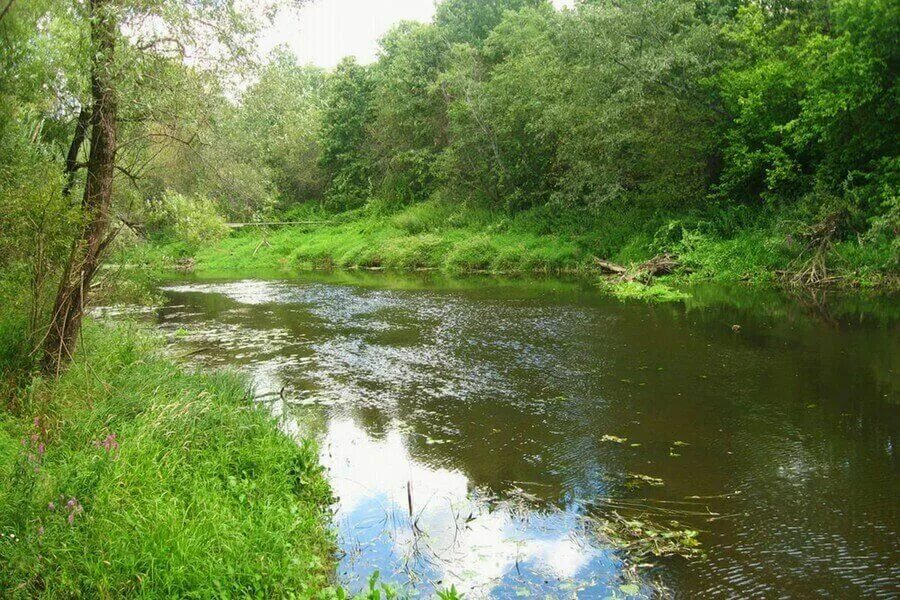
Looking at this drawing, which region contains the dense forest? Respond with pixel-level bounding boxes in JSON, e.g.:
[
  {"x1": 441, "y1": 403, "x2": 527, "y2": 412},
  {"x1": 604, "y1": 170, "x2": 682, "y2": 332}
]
[{"x1": 0, "y1": 0, "x2": 897, "y2": 596}]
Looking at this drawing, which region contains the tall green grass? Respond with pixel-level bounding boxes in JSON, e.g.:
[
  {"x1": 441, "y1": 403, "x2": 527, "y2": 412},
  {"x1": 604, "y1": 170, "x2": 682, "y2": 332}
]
[
  {"x1": 0, "y1": 322, "x2": 336, "y2": 598},
  {"x1": 190, "y1": 199, "x2": 591, "y2": 275},
  {"x1": 137, "y1": 197, "x2": 896, "y2": 291}
]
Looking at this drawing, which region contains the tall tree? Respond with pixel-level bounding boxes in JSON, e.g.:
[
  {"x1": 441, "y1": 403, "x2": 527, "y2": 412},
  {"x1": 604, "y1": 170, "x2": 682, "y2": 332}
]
[
  {"x1": 318, "y1": 58, "x2": 376, "y2": 209},
  {"x1": 41, "y1": 0, "x2": 303, "y2": 374},
  {"x1": 43, "y1": 0, "x2": 118, "y2": 374}
]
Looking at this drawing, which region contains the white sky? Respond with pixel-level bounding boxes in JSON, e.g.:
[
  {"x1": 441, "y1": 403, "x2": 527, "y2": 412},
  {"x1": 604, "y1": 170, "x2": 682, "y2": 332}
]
[{"x1": 263, "y1": 0, "x2": 575, "y2": 68}]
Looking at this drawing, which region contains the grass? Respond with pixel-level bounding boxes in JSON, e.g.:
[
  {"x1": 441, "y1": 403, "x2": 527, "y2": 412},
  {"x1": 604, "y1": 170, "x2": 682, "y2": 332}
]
[
  {"x1": 128, "y1": 197, "x2": 897, "y2": 298},
  {"x1": 176, "y1": 199, "x2": 589, "y2": 275},
  {"x1": 0, "y1": 321, "x2": 337, "y2": 598}
]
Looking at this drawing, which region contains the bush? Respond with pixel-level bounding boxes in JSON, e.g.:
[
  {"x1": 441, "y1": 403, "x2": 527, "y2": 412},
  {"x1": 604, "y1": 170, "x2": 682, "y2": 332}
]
[{"x1": 146, "y1": 190, "x2": 229, "y2": 249}]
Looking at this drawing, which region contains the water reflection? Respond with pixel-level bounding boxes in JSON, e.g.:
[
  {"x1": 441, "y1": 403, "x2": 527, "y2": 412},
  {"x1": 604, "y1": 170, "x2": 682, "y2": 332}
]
[
  {"x1": 97, "y1": 275, "x2": 898, "y2": 598},
  {"x1": 323, "y1": 418, "x2": 611, "y2": 597}
]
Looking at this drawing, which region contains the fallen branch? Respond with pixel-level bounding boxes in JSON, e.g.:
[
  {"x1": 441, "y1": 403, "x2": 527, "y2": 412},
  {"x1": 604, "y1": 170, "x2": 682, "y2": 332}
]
[
  {"x1": 783, "y1": 210, "x2": 847, "y2": 288},
  {"x1": 593, "y1": 256, "x2": 628, "y2": 275},
  {"x1": 638, "y1": 253, "x2": 680, "y2": 277},
  {"x1": 593, "y1": 253, "x2": 684, "y2": 282},
  {"x1": 253, "y1": 386, "x2": 286, "y2": 402},
  {"x1": 178, "y1": 346, "x2": 212, "y2": 359}
]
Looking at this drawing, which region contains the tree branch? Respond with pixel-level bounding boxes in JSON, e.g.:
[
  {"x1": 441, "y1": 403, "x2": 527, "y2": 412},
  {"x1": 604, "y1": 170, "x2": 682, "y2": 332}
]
[
  {"x1": 136, "y1": 36, "x2": 186, "y2": 56},
  {"x1": 114, "y1": 164, "x2": 141, "y2": 189},
  {"x1": 116, "y1": 130, "x2": 198, "y2": 152},
  {"x1": 0, "y1": 0, "x2": 16, "y2": 24}
]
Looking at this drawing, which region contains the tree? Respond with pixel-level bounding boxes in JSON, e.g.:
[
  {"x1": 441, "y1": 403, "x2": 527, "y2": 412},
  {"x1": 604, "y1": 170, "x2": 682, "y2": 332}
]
[
  {"x1": 436, "y1": 4, "x2": 562, "y2": 208},
  {"x1": 549, "y1": 0, "x2": 725, "y2": 209},
  {"x1": 370, "y1": 22, "x2": 449, "y2": 202},
  {"x1": 238, "y1": 50, "x2": 327, "y2": 208},
  {"x1": 715, "y1": 0, "x2": 899, "y2": 212},
  {"x1": 42, "y1": 0, "x2": 118, "y2": 374},
  {"x1": 41, "y1": 0, "x2": 304, "y2": 374},
  {"x1": 434, "y1": 0, "x2": 546, "y2": 46},
  {"x1": 318, "y1": 58, "x2": 376, "y2": 209}
]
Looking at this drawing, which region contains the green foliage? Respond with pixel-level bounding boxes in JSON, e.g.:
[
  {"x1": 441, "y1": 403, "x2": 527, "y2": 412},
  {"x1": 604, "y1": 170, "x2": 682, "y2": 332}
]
[
  {"x1": 163, "y1": 191, "x2": 897, "y2": 290},
  {"x1": 370, "y1": 22, "x2": 448, "y2": 202},
  {"x1": 715, "y1": 0, "x2": 899, "y2": 208},
  {"x1": 434, "y1": 0, "x2": 547, "y2": 45},
  {"x1": 188, "y1": 200, "x2": 589, "y2": 274},
  {"x1": 0, "y1": 322, "x2": 335, "y2": 597},
  {"x1": 319, "y1": 58, "x2": 377, "y2": 210},
  {"x1": 238, "y1": 51, "x2": 328, "y2": 209},
  {"x1": 146, "y1": 190, "x2": 230, "y2": 249},
  {"x1": 5, "y1": 0, "x2": 896, "y2": 309},
  {"x1": 551, "y1": 0, "x2": 722, "y2": 209},
  {"x1": 600, "y1": 281, "x2": 690, "y2": 303},
  {"x1": 294, "y1": 0, "x2": 896, "y2": 284}
]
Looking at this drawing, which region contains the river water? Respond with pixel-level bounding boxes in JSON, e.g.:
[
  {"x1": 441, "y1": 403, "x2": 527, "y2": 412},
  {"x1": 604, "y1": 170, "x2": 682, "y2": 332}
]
[{"x1": 101, "y1": 272, "x2": 898, "y2": 598}]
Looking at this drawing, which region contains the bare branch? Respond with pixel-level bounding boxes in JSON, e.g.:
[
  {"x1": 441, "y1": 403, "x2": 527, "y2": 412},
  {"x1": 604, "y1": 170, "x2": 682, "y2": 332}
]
[
  {"x1": 115, "y1": 164, "x2": 141, "y2": 189},
  {"x1": 135, "y1": 36, "x2": 186, "y2": 56}
]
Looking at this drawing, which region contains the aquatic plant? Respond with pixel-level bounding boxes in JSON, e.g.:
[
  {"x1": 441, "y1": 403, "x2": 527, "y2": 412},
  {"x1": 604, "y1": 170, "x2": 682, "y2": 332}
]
[
  {"x1": 592, "y1": 513, "x2": 702, "y2": 561},
  {"x1": 600, "y1": 281, "x2": 690, "y2": 303}
]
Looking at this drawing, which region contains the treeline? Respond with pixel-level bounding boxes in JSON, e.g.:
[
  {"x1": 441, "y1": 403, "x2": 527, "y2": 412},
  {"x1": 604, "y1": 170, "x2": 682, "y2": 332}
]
[
  {"x1": 5, "y1": 0, "x2": 897, "y2": 233},
  {"x1": 302, "y1": 0, "x2": 897, "y2": 231},
  {"x1": 16, "y1": 0, "x2": 885, "y2": 229}
]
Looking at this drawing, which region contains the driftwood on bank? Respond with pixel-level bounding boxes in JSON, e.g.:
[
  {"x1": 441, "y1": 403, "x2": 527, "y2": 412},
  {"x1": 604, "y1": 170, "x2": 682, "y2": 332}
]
[
  {"x1": 782, "y1": 210, "x2": 846, "y2": 288},
  {"x1": 637, "y1": 253, "x2": 680, "y2": 277},
  {"x1": 593, "y1": 253, "x2": 684, "y2": 281},
  {"x1": 594, "y1": 257, "x2": 629, "y2": 275},
  {"x1": 174, "y1": 257, "x2": 195, "y2": 273}
]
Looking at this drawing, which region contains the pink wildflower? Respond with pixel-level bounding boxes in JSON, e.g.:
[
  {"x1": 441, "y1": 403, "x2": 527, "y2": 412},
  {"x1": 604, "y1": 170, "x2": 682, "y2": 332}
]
[{"x1": 64, "y1": 497, "x2": 83, "y2": 525}]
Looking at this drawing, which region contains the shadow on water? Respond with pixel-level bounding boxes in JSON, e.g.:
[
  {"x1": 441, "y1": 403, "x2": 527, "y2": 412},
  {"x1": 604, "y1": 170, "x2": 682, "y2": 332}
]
[{"x1": 96, "y1": 272, "x2": 898, "y2": 598}]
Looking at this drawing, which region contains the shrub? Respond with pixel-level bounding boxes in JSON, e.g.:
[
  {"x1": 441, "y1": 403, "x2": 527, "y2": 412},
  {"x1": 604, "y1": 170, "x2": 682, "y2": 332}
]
[{"x1": 146, "y1": 190, "x2": 229, "y2": 249}]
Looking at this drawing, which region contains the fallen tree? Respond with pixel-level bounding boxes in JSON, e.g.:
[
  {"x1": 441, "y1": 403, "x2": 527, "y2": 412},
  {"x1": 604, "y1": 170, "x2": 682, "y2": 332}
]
[{"x1": 593, "y1": 253, "x2": 684, "y2": 282}]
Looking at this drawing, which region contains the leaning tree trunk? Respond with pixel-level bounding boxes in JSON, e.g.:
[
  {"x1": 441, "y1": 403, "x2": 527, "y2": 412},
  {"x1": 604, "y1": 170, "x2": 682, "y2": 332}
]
[{"x1": 42, "y1": 0, "x2": 117, "y2": 375}]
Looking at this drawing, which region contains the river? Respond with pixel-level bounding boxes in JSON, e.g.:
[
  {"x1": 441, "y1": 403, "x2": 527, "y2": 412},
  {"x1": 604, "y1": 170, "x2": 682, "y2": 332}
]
[{"x1": 98, "y1": 272, "x2": 898, "y2": 598}]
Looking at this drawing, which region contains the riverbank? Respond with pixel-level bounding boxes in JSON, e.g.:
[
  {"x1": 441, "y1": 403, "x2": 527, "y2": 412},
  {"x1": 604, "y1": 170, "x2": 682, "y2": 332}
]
[
  {"x1": 129, "y1": 199, "x2": 898, "y2": 295},
  {"x1": 0, "y1": 320, "x2": 336, "y2": 597}
]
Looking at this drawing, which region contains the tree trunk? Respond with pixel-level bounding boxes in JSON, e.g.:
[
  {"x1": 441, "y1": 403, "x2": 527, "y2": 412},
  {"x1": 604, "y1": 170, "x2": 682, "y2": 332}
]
[
  {"x1": 62, "y1": 106, "x2": 91, "y2": 198},
  {"x1": 42, "y1": 0, "x2": 117, "y2": 375}
]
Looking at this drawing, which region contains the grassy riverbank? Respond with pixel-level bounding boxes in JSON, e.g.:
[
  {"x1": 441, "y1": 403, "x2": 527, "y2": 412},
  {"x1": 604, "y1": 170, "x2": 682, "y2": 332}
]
[
  {"x1": 134, "y1": 199, "x2": 898, "y2": 292},
  {"x1": 0, "y1": 319, "x2": 336, "y2": 597}
]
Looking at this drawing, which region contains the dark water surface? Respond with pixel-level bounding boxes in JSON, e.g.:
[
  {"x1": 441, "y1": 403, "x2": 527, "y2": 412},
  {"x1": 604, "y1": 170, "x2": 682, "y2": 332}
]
[{"x1": 101, "y1": 273, "x2": 898, "y2": 598}]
